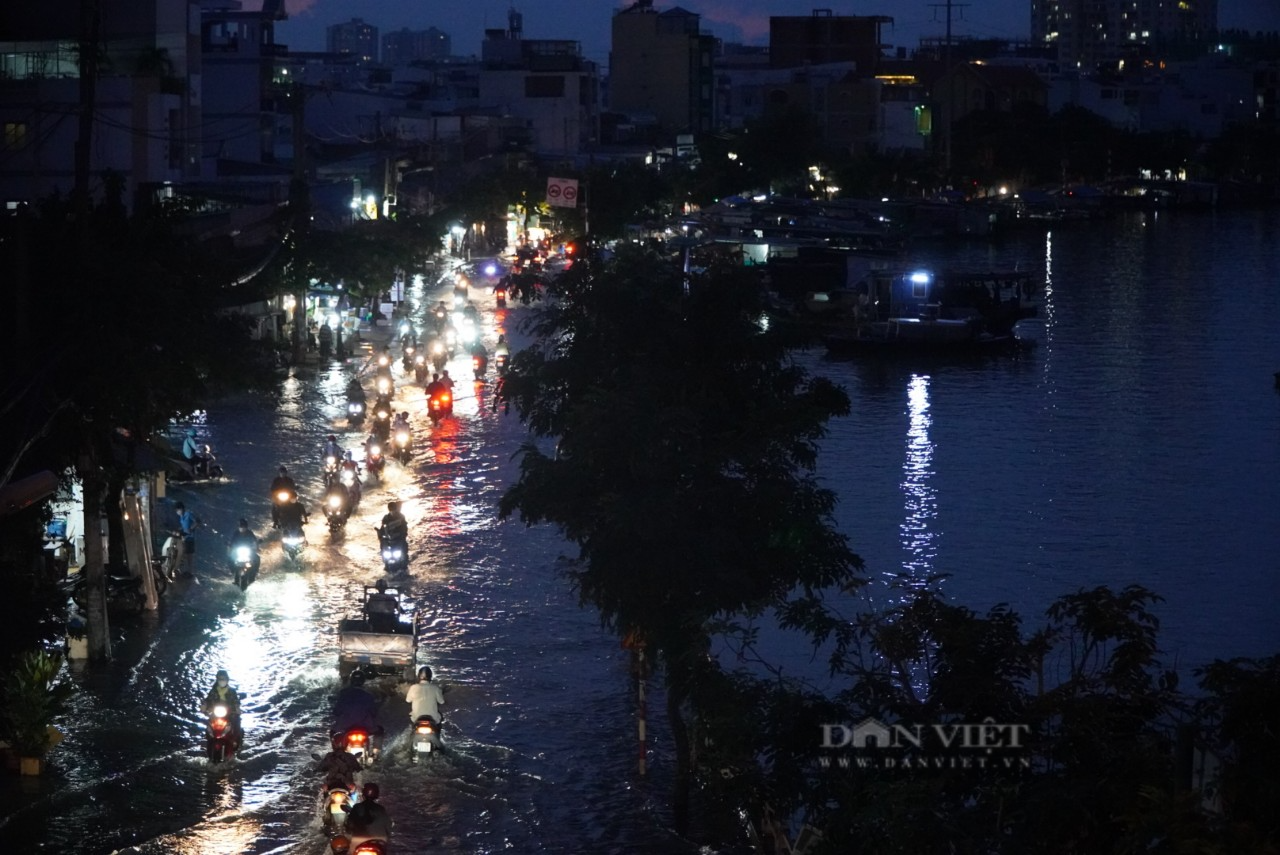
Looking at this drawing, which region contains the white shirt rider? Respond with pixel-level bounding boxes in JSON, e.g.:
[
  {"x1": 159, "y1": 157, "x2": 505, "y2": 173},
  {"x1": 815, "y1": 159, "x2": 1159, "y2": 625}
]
[{"x1": 405, "y1": 669, "x2": 445, "y2": 723}]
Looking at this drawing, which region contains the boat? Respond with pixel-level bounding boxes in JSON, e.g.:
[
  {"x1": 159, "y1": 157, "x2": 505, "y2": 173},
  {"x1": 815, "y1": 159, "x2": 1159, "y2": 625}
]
[{"x1": 822, "y1": 268, "x2": 1039, "y2": 356}]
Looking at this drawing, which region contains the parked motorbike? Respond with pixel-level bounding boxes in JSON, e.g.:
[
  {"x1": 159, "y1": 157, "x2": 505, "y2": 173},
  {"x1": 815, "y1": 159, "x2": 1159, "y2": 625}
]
[
  {"x1": 427, "y1": 390, "x2": 452, "y2": 424},
  {"x1": 324, "y1": 490, "x2": 350, "y2": 534},
  {"x1": 410, "y1": 715, "x2": 441, "y2": 761},
  {"x1": 281, "y1": 524, "x2": 306, "y2": 563},
  {"x1": 70, "y1": 565, "x2": 164, "y2": 611},
  {"x1": 377, "y1": 529, "x2": 408, "y2": 575},
  {"x1": 159, "y1": 532, "x2": 182, "y2": 580},
  {"x1": 206, "y1": 704, "x2": 238, "y2": 763}
]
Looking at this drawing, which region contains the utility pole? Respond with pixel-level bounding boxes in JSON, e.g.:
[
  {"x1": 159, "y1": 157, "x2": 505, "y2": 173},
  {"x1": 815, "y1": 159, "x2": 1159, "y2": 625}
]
[{"x1": 928, "y1": 0, "x2": 968, "y2": 181}]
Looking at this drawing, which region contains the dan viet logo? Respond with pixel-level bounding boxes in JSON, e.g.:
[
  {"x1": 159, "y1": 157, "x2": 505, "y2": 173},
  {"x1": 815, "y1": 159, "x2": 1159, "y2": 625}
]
[{"x1": 819, "y1": 717, "x2": 1032, "y2": 771}]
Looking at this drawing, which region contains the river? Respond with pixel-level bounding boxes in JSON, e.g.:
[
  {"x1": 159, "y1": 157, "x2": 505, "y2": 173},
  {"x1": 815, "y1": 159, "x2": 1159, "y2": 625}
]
[{"x1": 3, "y1": 208, "x2": 1279, "y2": 852}]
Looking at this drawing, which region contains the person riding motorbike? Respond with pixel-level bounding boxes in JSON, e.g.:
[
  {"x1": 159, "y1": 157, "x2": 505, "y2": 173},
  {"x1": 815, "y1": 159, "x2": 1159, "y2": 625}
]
[
  {"x1": 270, "y1": 466, "x2": 298, "y2": 528},
  {"x1": 494, "y1": 335, "x2": 510, "y2": 360},
  {"x1": 277, "y1": 495, "x2": 308, "y2": 531},
  {"x1": 345, "y1": 377, "x2": 364, "y2": 400},
  {"x1": 202, "y1": 669, "x2": 243, "y2": 747},
  {"x1": 324, "y1": 478, "x2": 351, "y2": 528},
  {"x1": 378, "y1": 501, "x2": 408, "y2": 554},
  {"x1": 317, "y1": 731, "x2": 363, "y2": 791},
  {"x1": 323, "y1": 434, "x2": 343, "y2": 461},
  {"x1": 182, "y1": 428, "x2": 211, "y2": 477},
  {"x1": 332, "y1": 671, "x2": 382, "y2": 743},
  {"x1": 439, "y1": 370, "x2": 455, "y2": 394},
  {"x1": 343, "y1": 781, "x2": 392, "y2": 840},
  {"x1": 405, "y1": 665, "x2": 445, "y2": 728},
  {"x1": 364, "y1": 578, "x2": 403, "y2": 633},
  {"x1": 470, "y1": 340, "x2": 489, "y2": 374},
  {"x1": 228, "y1": 519, "x2": 261, "y2": 589}
]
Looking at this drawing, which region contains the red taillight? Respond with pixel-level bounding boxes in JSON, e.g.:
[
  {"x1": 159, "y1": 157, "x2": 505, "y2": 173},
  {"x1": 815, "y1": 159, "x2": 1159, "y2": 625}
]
[
  {"x1": 353, "y1": 845, "x2": 383, "y2": 855},
  {"x1": 442, "y1": 394, "x2": 450, "y2": 403},
  {"x1": 347, "y1": 731, "x2": 367, "y2": 745},
  {"x1": 415, "y1": 723, "x2": 434, "y2": 734}
]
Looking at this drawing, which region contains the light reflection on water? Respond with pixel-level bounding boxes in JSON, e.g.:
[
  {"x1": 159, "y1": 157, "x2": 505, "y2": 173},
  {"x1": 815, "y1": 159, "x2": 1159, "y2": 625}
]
[{"x1": 897, "y1": 373, "x2": 937, "y2": 588}]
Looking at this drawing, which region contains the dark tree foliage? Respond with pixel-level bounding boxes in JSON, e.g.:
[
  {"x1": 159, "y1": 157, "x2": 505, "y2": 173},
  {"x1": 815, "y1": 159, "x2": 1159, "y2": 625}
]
[{"x1": 495, "y1": 243, "x2": 865, "y2": 836}]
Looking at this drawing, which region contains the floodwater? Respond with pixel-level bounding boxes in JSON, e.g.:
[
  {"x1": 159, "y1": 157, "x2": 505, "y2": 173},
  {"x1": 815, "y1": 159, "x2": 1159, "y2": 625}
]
[{"x1": 4, "y1": 208, "x2": 1280, "y2": 852}]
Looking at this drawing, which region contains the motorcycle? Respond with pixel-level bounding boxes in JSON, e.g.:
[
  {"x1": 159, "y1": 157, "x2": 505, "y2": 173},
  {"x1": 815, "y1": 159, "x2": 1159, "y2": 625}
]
[
  {"x1": 159, "y1": 532, "x2": 182, "y2": 580},
  {"x1": 206, "y1": 704, "x2": 238, "y2": 763},
  {"x1": 427, "y1": 390, "x2": 452, "y2": 424},
  {"x1": 71, "y1": 565, "x2": 164, "y2": 611},
  {"x1": 281, "y1": 524, "x2": 306, "y2": 563},
  {"x1": 347, "y1": 397, "x2": 366, "y2": 425},
  {"x1": 391, "y1": 425, "x2": 411, "y2": 463},
  {"x1": 230, "y1": 543, "x2": 257, "y2": 590},
  {"x1": 494, "y1": 285, "x2": 507, "y2": 308},
  {"x1": 329, "y1": 831, "x2": 389, "y2": 855},
  {"x1": 372, "y1": 399, "x2": 393, "y2": 442},
  {"x1": 413, "y1": 352, "x2": 429, "y2": 384},
  {"x1": 377, "y1": 528, "x2": 408, "y2": 574},
  {"x1": 272, "y1": 488, "x2": 298, "y2": 526},
  {"x1": 410, "y1": 715, "x2": 441, "y2": 761},
  {"x1": 374, "y1": 374, "x2": 394, "y2": 398},
  {"x1": 472, "y1": 354, "x2": 488, "y2": 380},
  {"x1": 180, "y1": 445, "x2": 225, "y2": 481},
  {"x1": 335, "y1": 727, "x2": 378, "y2": 768},
  {"x1": 324, "y1": 490, "x2": 350, "y2": 534},
  {"x1": 364, "y1": 443, "x2": 385, "y2": 480},
  {"x1": 494, "y1": 352, "x2": 510, "y2": 375},
  {"x1": 401, "y1": 344, "x2": 417, "y2": 373},
  {"x1": 428, "y1": 340, "x2": 448, "y2": 374},
  {"x1": 323, "y1": 454, "x2": 341, "y2": 486},
  {"x1": 321, "y1": 783, "x2": 357, "y2": 835},
  {"x1": 339, "y1": 466, "x2": 362, "y2": 507}
]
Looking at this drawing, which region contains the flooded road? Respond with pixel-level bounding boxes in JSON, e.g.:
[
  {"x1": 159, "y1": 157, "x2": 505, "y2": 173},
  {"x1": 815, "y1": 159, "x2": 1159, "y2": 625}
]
[{"x1": 4, "y1": 273, "x2": 693, "y2": 854}]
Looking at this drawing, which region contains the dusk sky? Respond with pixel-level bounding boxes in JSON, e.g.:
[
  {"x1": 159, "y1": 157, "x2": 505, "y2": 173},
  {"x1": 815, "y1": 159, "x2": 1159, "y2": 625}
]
[{"x1": 257, "y1": 0, "x2": 1279, "y2": 67}]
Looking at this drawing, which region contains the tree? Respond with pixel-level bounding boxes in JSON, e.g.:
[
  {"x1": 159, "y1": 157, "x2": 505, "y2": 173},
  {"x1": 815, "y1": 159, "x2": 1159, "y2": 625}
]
[{"x1": 496, "y1": 244, "x2": 864, "y2": 838}]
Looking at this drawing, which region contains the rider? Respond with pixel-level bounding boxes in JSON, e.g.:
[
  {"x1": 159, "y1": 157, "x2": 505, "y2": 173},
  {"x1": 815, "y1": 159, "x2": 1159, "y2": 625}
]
[
  {"x1": 270, "y1": 466, "x2": 297, "y2": 528},
  {"x1": 345, "y1": 376, "x2": 365, "y2": 401},
  {"x1": 323, "y1": 434, "x2": 343, "y2": 462},
  {"x1": 364, "y1": 579, "x2": 402, "y2": 633},
  {"x1": 324, "y1": 477, "x2": 351, "y2": 522},
  {"x1": 317, "y1": 732, "x2": 362, "y2": 791},
  {"x1": 392, "y1": 411, "x2": 411, "y2": 434},
  {"x1": 405, "y1": 665, "x2": 445, "y2": 728},
  {"x1": 425, "y1": 373, "x2": 445, "y2": 402},
  {"x1": 439, "y1": 370, "x2": 455, "y2": 394},
  {"x1": 332, "y1": 671, "x2": 381, "y2": 740},
  {"x1": 202, "y1": 669, "x2": 243, "y2": 746},
  {"x1": 228, "y1": 518, "x2": 261, "y2": 586},
  {"x1": 181, "y1": 428, "x2": 209, "y2": 476},
  {"x1": 277, "y1": 494, "x2": 308, "y2": 532},
  {"x1": 379, "y1": 501, "x2": 408, "y2": 551},
  {"x1": 494, "y1": 334, "x2": 510, "y2": 360},
  {"x1": 344, "y1": 781, "x2": 392, "y2": 839}
]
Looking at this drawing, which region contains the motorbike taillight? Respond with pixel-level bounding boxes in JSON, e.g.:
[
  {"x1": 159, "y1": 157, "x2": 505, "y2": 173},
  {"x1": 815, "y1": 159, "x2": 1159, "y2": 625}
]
[
  {"x1": 415, "y1": 722, "x2": 434, "y2": 734},
  {"x1": 347, "y1": 731, "x2": 367, "y2": 746}
]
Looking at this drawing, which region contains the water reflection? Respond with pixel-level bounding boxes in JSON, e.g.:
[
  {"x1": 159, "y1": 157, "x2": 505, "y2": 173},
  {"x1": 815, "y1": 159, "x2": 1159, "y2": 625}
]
[{"x1": 897, "y1": 374, "x2": 937, "y2": 588}]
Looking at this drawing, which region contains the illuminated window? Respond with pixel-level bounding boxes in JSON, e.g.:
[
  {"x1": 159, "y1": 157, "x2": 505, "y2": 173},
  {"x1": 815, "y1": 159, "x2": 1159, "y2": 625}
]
[{"x1": 3, "y1": 122, "x2": 27, "y2": 149}]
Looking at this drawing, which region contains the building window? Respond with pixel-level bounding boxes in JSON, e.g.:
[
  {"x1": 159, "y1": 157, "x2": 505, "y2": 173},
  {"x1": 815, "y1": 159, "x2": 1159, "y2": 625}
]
[
  {"x1": 3, "y1": 122, "x2": 27, "y2": 149},
  {"x1": 526, "y1": 75, "x2": 565, "y2": 98}
]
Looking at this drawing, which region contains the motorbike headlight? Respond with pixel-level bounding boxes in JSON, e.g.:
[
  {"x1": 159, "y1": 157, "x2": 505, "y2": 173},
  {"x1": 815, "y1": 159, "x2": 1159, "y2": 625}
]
[
  {"x1": 415, "y1": 354, "x2": 425, "y2": 365},
  {"x1": 276, "y1": 491, "x2": 290, "y2": 502},
  {"x1": 328, "y1": 496, "x2": 342, "y2": 509},
  {"x1": 234, "y1": 547, "x2": 251, "y2": 562},
  {"x1": 325, "y1": 456, "x2": 337, "y2": 467},
  {"x1": 341, "y1": 471, "x2": 354, "y2": 484},
  {"x1": 369, "y1": 445, "x2": 381, "y2": 456},
  {"x1": 432, "y1": 343, "x2": 444, "y2": 354},
  {"x1": 212, "y1": 705, "x2": 228, "y2": 718},
  {"x1": 284, "y1": 535, "x2": 304, "y2": 546},
  {"x1": 396, "y1": 431, "x2": 409, "y2": 444}
]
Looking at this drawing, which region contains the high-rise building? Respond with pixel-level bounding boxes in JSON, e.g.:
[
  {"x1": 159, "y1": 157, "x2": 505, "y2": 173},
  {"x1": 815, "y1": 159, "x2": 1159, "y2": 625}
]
[
  {"x1": 1031, "y1": 0, "x2": 1218, "y2": 67},
  {"x1": 768, "y1": 9, "x2": 893, "y2": 73},
  {"x1": 326, "y1": 18, "x2": 378, "y2": 63},
  {"x1": 382, "y1": 27, "x2": 451, "y2": 65},
  {"x1": 609, "y1": 0, "x2": 716, "y2": 135}
]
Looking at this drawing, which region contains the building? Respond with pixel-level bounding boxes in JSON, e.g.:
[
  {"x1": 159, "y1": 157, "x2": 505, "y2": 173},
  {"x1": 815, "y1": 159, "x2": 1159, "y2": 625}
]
[
  {"x1": 609, "y1": 0, "x2": 715, "y2": 136},
  {"x1": 1031, "y1": 0, "x2": 1218, "y2": 69},
  {"x1": 478, "y1": 10, "x2": 599, "y2": 156},
  {"x1": 382, "y1": 27, "x2": 451, "y2": 66},
  {"x1": 327, "y1": 18, "x2": 379, "y2": 64},
  {"x1": 768, "y1": 9, "x2": 893, "y2": 74},
  {"x1": 0, "y1": 0, "x2": 205, "y2": 211}
]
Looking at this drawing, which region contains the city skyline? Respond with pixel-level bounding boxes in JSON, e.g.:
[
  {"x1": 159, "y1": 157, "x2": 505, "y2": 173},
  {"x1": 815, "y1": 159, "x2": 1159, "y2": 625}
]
[{"x1": 253, "y1": 0, "x2": 1277, "y2": 65}]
